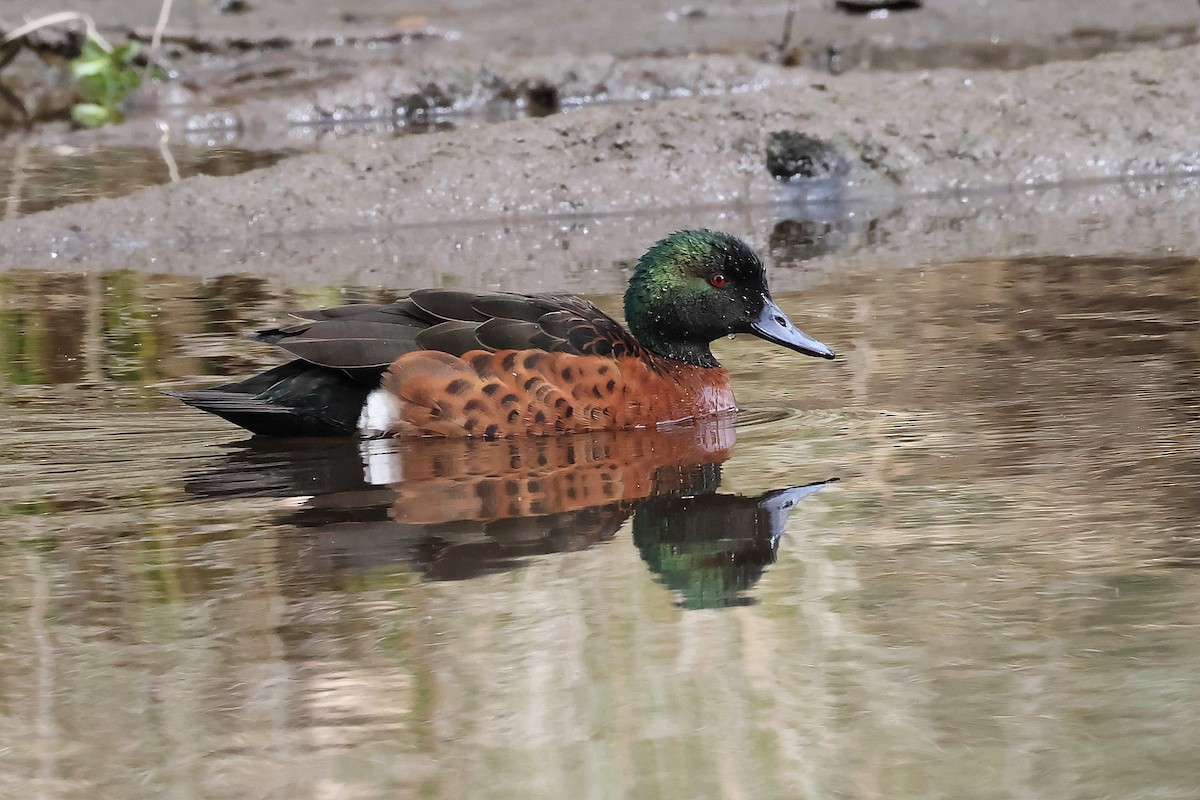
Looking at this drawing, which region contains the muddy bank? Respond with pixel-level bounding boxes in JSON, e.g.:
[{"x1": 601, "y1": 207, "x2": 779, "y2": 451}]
[
  {"x1": 2, "y1": 44, "x2": 1200, "y2": 284},
  {"x1": 5, "y1": 0, "x2": 1199, "y2": 131},
  {"x1": 12, "y1": 0, "x2": 1200, "y2": 64}
]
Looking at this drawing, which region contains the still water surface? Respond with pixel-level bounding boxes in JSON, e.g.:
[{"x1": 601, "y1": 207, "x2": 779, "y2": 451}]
[
  {"x1": 0, "y1": 145, "x2": 291, "y2": 217},
  {"x1": 2, "y1": 252, "x2": 1199, "y2": 798}
]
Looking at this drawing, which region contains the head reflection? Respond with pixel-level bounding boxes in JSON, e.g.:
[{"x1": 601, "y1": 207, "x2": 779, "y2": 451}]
[{"x1": 187, "y1": 417, "x2": 834, "y2": 608}]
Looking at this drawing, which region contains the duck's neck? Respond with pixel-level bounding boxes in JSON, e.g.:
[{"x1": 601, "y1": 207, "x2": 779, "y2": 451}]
[
  {"x1": 624, "y1": 265, "x2": 720, "y2": 369},
  {"x1": 634, "y1": 332, "x2": 719, "y2": 368}
]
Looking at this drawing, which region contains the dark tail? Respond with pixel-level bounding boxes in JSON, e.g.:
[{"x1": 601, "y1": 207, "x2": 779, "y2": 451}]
[{"x1": 166, "y1": 361, "x2": 378, "y2": 437}]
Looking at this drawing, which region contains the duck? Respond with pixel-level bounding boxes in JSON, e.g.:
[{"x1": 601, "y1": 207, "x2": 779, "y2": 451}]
[{"x1": 168, "y1": 229, "x2": 835, "y2": 438}]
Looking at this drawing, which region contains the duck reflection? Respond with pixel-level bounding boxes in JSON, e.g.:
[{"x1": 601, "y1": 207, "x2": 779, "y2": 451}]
[
  {"x1": 632, "y1": 482, "x2": 828, "y2": 609},
  {"x1": 186, "y1": 418, "x2": 834, "y2": 608}
]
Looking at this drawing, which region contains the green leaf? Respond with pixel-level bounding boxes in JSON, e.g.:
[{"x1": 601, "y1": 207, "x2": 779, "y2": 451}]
[
  {"x1": 80, "y1": 39, "x2": 107, "y2": 60},
  {"x1": 70, "y1": 55, "x2": 108, "y2": 78},
  {"x1": 71, "y1": 102, "x2": 112, "y2": 128},
  {"x1": 119, "y1": 70, "x2": 142, "y2": 92},
  {"x1": 111, "y1": 41, "x2": 140, "y2": 65}
]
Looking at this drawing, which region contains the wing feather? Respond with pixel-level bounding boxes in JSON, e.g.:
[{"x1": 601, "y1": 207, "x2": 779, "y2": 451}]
[{"x1": 254, "y1": 290, "x2": 644, "y2": 370}]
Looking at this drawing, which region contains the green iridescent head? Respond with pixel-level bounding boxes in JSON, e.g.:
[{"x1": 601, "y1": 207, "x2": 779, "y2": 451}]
[{"x1": 623, "y1": 229, "x2": 836, "y2": 367}]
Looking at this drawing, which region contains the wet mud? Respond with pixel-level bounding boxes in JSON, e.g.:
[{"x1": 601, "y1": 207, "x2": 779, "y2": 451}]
[
  {"x1": 2, "y1": 0, "x2": 1200, "y2": 249},
  {"x1": 3, "y1": 40, "x2": 1200, "y2": 282}
]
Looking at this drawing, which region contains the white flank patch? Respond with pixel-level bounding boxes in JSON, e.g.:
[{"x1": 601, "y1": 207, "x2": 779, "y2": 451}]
[{"x1": 357, "y1": 389, "x2": 399, "y2": 438}]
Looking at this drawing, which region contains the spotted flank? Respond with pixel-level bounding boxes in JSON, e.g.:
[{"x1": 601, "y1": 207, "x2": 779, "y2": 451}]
[{"x1": 372, "y1": 348, "x2": 733, "y2": 438}]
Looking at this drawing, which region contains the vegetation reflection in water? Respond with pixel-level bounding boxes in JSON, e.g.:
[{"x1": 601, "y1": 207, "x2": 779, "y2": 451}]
[{"x1": 2, "y1": 253, "x2": 1200, "y2": 800}]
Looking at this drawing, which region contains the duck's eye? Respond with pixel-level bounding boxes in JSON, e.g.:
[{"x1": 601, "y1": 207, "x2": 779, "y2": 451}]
[{"x1": 709, "y1": 273, "x2": 728, "y2": 288}]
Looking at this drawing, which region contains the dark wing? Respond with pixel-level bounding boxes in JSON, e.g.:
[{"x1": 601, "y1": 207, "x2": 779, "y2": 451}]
[
  {"x1": 255, "y1": 289, "x2": 644, "y2": 369},
  {"x1": 521, "y1": 294, "x2": 645, "y2": 359},
  {"x1": 256, "y1": 300, "x2": 426, "y2": 369}
]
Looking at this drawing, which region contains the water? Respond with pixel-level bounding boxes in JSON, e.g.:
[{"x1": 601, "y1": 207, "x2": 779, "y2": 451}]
[
  {"x1": 2, "y1": 247, "x2": 1199, "y2": 798},
  {"x1": 0, "y1": 144, "x2": 292, "y2": 218}
]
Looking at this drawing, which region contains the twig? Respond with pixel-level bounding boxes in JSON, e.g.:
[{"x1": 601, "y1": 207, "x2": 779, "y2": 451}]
[
  {"x1": 1, "y1": 11, "x2": 112, "y2": 51},
  {"x1": 156, "y1": 119, "x2": 181, "y2": 182},
  {"x1": 778, "y1": 5, "x2": 797, "y2": 54},
  {"x1": 150, "y1": 0, "x2": 174, "y2": 53}
]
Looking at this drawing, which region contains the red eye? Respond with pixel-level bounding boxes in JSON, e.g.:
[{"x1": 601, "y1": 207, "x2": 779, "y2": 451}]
[{"x1": 710, "y1": 273, "x2": 727, "y2": 287}]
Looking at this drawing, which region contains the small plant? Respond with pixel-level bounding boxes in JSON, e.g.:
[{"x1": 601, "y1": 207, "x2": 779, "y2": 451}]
[
  {"x1": 69, "y1": 38, "x2": 143, "y2": 127},
  {"x1": 2, "y1": 8, "x2": 172, "y2": 128}
]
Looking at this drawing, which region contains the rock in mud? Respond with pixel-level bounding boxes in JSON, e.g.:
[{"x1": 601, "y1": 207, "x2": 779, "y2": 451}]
[
  {"x1": 765, "y1": 131, "x2": 850, "y2": 182},
  {"x1": 834, "y1": 0, "x2": 922, "y2": 14}
]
